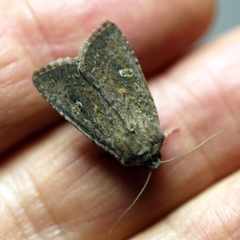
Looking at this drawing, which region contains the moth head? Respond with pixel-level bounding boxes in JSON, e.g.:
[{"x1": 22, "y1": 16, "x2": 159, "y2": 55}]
[{"x1": 145, "y1": 152, "x2": 161, "y2": 169}]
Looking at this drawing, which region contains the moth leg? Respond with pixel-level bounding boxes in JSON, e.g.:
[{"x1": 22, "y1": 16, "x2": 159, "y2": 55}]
[{"x1": 164, "y1": 128, "x2": 179, "y2": 138}]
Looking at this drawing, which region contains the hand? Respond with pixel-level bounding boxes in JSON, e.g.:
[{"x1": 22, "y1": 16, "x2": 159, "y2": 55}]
[{"x1": 1, "y1": 1, "x2": 239, "y2": 239}]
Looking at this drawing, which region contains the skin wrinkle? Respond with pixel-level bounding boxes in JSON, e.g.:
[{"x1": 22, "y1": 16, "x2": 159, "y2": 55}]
[
  {"x1": 58, "y1": 162, "x2": 101, "y2": 208},
  {"x1": 14, "y1": 172, "x2": 45, "y2": 237},
  {"x1": 0, "y1": 6, "x2": 59, "y2": 151},
  {"x1": 202, "y1": 64, "x2": 237, "y2": 129},
  {"x1": 21, "y1": 0, "x2": 55, "y2": 66},
  {"x1": 185, "y1": 210, "x2": 211, "y2": 240},
  {"x1": 0, "y1": 40, "x2": 24, "y2": 89},
  {"x1": 0, "y1": 186, "x2": 25, "y2": 239},
  {"x1": 2, "y1": 136, "x2": 67, "y2": 237},
  {"x1": 20, "y1": 126, "x2": 110, "y2": 233},
  {"x1": 2, "y1": 176, "x2": 36, "y2": 239},
  {"x1": 21, "y1": 165, "x2": 66, "y2": 239},
  {"x1": 181, "y1": 179, "x2": 240, "y2": 239},
  {"x1": 50, "y1": 150, "x2": 100, "y2": 199},
  {"x1": 220, "y1": 191, "x2": 240, "y2": 237},
  {"x1": 133, "y1": 175, "x2": 240, "y2": 240},
  {"x1": 214, "y1": 201, "x2": 233, "y2": 238},
  {"x1": 152, "y1": 41, "x2": 232, "y2": 179},
  {"x1": 201, "y1": 203, "x2": 229, "y2": 239}
]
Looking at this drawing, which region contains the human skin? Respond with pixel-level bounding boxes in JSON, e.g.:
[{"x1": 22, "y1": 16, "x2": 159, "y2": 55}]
[{"x1": 1, "y1": 0, "x2": 240, "y2": 239}]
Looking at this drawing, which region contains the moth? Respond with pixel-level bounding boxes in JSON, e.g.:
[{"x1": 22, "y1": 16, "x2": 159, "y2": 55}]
[{"x1": 33, "y1": 21, "x2": 165, "y2": 170}]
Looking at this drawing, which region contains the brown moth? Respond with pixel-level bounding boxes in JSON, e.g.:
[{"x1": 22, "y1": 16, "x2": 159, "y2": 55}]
[{"x1": 33, "y1": 21, "x2": 164, "y2": 170}]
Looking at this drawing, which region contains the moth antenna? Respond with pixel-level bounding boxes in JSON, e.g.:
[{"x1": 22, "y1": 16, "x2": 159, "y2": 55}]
[
  {"x1": 109, "y1": 171, "x2": 152, "y2": 234},
  {"x1": 164, "y1": 127, "x2": 179, "y2": 138},
  {"x1": 161, "y1": 130, "x2": 223, "y2": 163}
]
